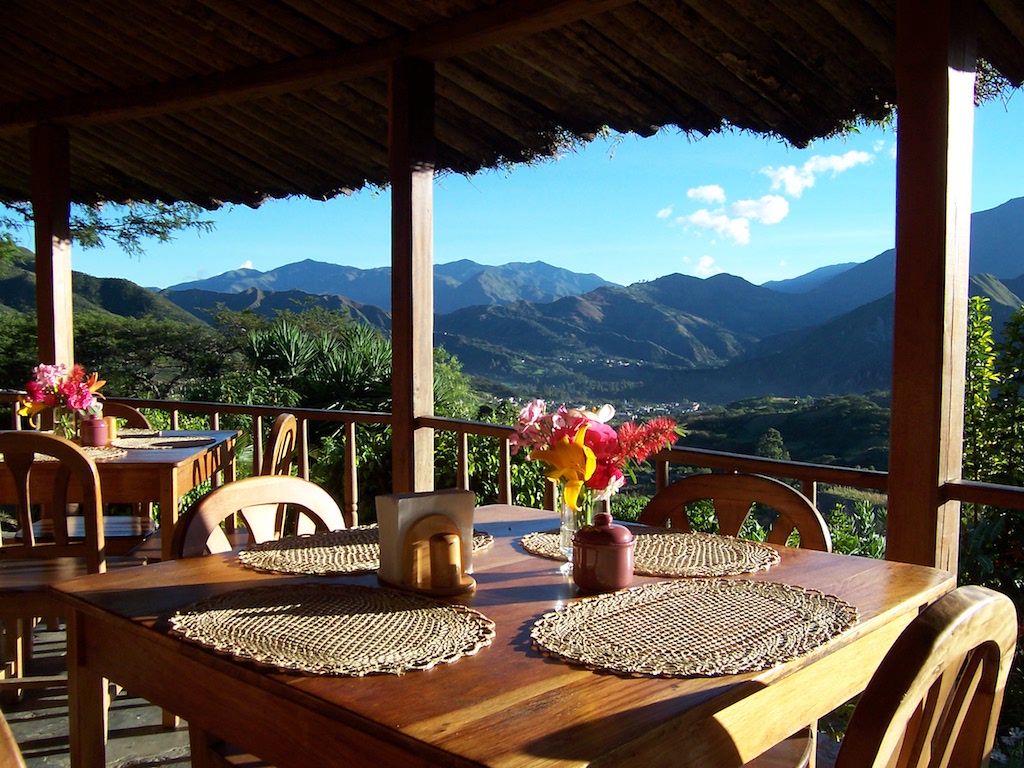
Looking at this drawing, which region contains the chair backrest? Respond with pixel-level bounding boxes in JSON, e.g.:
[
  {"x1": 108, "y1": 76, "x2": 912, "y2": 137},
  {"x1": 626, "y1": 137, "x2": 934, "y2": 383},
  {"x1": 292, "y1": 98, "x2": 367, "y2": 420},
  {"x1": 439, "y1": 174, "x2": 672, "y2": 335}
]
[
  {"x1": 0, "y1": 431, "x2": 106, "y2": 573},
  {"x1": 835, "y1": 585, "x2": 1018, "y2": 768},
  {"x1": 259, "y1": 413, "x2": 297, "y2": 477},
  {"x1": 0, "y1": 708, "x2": 27, "y2": 768},
  {"x1": 101, "y1": 402, "x2": 151, "y2": 429},
  {"x1": 639, "y1": 472, "x2": 831, "y2": 551},
  {"x1": 170, "y1": 475, "x2": 346, "y2": 558}
]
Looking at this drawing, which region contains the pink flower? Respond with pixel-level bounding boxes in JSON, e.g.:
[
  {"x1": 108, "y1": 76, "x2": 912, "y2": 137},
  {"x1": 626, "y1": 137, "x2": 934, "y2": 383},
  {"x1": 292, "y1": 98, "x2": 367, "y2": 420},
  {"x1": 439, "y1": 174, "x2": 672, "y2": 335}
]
[
  {"x1": 17, "y1": 362, "x2": 104, "y2": 419},
  {"x1": 64, "y1": 385, "x2": 94, "y2": 412},
  {"x1": 511, "y1": 399, "x2": 680, "y2": 505},
  {"x1": 587, "y1": 463, "x2": 625, "y2": 497},
  {"x1": 582, "y1": 420, "x2": 618, "y2": 460},
  {"x1": 518, "y1": 399, "x2": 546, "y2": 425},
  {"x1": 25, "y1": 380, "x2": 44, "y2": 402}
]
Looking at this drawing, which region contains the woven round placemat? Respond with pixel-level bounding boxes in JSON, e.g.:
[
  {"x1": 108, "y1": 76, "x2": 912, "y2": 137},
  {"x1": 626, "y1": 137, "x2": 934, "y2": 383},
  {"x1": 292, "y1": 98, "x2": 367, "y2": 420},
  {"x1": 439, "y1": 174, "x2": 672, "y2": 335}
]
[
  {"x1": 520, "y1": 529, "x2": 780, "y2": 578},
  {"x1": 116, "y1": 428, "x2": 160, "y2": 437},
  {"x1": 169, "y1": 583, "x2": 495, "y2": 676},
  {"x1": 531, "y1": 579, "x2": 857, "y2": 678},
  {"x1": 238, "y1": 525, "x2": 495, "y2": 576},
  {"x1": 111, "y1": 435, "x2": 215, "y2": 450},
  {"x1": 25, "y1": 445, "x2": 128, "y2": 461}
]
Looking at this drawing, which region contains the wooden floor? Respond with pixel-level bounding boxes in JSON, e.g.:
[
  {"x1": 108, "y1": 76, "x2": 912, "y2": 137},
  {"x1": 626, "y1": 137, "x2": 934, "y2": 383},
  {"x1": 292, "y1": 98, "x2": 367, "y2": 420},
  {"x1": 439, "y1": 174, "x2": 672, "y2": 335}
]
[{"x1": 1, "y1": 625, "x2": 192, "y2": 768}]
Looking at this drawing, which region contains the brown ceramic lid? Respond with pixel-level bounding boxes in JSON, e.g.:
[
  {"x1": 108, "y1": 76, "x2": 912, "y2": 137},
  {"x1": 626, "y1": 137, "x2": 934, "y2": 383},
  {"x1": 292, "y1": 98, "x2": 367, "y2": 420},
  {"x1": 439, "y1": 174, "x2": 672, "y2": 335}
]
[{"x1": 574, "y1": 512, "x2": 634, "y2": 546}]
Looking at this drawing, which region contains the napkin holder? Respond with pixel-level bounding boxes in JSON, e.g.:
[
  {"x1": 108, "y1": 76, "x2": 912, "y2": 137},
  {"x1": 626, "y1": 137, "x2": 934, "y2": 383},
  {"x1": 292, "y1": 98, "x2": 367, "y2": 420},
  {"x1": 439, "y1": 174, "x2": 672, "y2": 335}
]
[{"x1": 376, "y1": 489, "x2": 476, "y2": 596}]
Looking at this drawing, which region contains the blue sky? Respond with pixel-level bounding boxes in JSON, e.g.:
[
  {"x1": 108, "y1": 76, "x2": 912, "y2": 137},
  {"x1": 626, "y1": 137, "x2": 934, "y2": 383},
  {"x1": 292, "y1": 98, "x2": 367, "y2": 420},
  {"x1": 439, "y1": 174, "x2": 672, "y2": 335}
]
[{"x1": 47, "y1": 91, "x2": 1024, "y2": 290}]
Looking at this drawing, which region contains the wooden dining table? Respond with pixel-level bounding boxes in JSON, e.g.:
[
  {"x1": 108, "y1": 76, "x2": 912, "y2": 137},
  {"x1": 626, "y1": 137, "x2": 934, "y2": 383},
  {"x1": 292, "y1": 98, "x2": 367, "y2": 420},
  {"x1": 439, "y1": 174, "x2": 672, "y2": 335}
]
[
  {"x1": 52, "y1": 503, "x2": 955, "y2": 768},
  {"x1": 1, "y1": 429, "x2": 238, "y2": 562}
]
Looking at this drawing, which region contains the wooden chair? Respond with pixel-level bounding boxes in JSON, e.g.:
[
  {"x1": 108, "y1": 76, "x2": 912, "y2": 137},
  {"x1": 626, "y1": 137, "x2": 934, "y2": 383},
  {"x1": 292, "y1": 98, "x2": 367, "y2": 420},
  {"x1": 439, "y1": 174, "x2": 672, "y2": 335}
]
[
  {"x1": 834, "y1": 584, "x2": 1018, "y2": 768},
  {"x1": 101, "y1": 402, "x2": 153, "y2": 522},
  {"x1": 169, "y1": 474, "x2": 345, "y2": 558},
  {"x1": 170, "y1": 474, "x2": 346, "y2": 767},
  {"x1": 639, "y1": 472, "x2": 832, "y2": 552},
  {"x1": 641, "y1": 472, "x2": 831, "y2": 767},
  {"x1": 259, "y1": 413, "x2": 297, "y2": 477},
  {"x1": 0, "y1": 431, "x2": 141, "y2": 701},
  {"x1": 101, "y1": 402, "x2": 152, "y2": 429},
  {"x1": 0, "y1": 708, "x2": 27, "y2": 768},
  {"x1": 256, "y1": 413, "x2": 301, "y2": 539}
]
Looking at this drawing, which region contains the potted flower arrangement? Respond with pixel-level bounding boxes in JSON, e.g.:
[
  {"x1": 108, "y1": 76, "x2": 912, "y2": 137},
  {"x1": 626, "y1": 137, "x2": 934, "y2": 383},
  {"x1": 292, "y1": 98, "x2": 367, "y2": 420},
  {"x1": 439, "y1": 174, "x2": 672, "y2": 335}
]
[
  {"x1": 510, "y1": 400, "x2": 679, "y2": 560},
  {"x1": 17, "y1": 363, "x2": 107, "y2": 444}
]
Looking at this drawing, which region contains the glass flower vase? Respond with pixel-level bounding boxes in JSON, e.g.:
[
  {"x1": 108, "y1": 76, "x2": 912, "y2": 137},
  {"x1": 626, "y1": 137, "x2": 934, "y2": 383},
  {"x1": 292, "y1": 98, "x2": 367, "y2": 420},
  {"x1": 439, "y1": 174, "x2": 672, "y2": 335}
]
[
  {"x1": 55, "y1": 408, "x2": 78, "y2": 441},
  {"x1": 558, "y1": 483, "x2": 594, "y2": 568},
  {"x1": 29, "y1": 406, "x2": 77, "y2": 441}
]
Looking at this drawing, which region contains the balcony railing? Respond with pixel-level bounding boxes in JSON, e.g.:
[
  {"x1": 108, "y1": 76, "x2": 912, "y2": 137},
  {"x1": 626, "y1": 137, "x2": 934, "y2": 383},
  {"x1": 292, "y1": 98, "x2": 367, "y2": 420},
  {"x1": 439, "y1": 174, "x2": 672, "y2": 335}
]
[{"x1": 5, "y1": 392, "x2": 1023, "y2": 520}]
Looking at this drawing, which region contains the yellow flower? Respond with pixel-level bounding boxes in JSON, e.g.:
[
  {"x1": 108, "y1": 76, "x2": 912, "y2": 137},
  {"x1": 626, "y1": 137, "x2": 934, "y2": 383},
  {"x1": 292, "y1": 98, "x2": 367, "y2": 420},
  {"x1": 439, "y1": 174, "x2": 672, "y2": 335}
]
[
  {"x1": 16, "y1": 398, "x2": 49, "y2": 418},
  {"x1": 529, "y1": 424, "x2": 596, "y2": 511}
]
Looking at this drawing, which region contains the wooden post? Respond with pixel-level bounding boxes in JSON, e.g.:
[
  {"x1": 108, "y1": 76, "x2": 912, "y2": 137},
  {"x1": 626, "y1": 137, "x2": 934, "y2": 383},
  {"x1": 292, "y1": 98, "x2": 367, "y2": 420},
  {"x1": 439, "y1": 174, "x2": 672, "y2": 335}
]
[
  {"x1": 30, "y1": 124, "x2": 74, "y2": 367},
  {"x1": 389, "y1": 58, "x2": 435, "y2": 493},
  {"x1": 887, "y1": 0, "x2": 975, "y2": 570}
]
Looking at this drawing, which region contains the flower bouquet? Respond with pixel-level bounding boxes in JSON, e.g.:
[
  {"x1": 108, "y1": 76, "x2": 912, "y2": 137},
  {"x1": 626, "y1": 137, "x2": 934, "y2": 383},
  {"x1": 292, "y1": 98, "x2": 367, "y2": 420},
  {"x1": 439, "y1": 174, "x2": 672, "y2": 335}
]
[
  {"x1": 511, "y1": 400, "x2": 679, "y2": 560},
  {"x1": 17, "y1": 363, "x2": 106, "y2": 439}
]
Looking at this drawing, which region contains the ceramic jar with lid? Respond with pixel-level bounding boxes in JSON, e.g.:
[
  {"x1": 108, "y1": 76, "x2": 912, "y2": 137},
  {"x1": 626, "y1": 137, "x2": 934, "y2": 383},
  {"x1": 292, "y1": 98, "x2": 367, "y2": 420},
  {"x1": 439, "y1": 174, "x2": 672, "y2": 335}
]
[
  {"x1": 572, "y1": 512, "x2": 635, "y2": 593},
  {"x1": 79, "y1": 416, "x2": 109, "y2": 447}
]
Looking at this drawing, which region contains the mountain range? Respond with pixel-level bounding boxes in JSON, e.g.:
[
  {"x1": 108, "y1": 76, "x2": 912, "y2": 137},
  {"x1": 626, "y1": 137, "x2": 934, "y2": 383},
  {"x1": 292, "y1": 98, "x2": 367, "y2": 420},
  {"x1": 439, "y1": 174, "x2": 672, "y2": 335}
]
[
  {"x1": 160, "y1": 196, "x2": 1024, "y2": 403},
  {"x1": 165, "y1": 259, "x2": 615, "y2": 315},
  {"x1": 5, "y1": 197, "x2": 1024, "y2": 406}
]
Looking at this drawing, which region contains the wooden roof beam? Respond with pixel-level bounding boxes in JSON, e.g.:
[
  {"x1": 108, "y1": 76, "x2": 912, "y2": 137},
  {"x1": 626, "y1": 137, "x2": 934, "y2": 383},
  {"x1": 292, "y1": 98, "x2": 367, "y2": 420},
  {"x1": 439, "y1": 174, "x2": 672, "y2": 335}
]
[{"x1": 0, "y1": 0, "x2": 634, "y2": 133}]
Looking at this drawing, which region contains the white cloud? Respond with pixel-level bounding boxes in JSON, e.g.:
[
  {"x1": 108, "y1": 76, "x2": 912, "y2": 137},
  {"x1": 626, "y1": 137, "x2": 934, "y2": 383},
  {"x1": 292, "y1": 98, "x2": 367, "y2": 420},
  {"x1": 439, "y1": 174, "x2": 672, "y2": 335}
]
[
  {"x1": 684, "y1": 209, "x2": 750, "y2": 245},
  {"x1": 693, "y1": 255, "x2": 722, "y2": 278},
  {"x1": 761, "y1": 150, "x2": 872, "y2": 197},
  {"x1": 687, "y1": 184, "x2": 726, "y2": 205},
  {"x1": 238, "y1": 260, "x2": 253, "y2": 270},
  {"x1": 656, "y1": 206, "x2": 673, "y2": 219},
  {"x1": 729, "y1": 195, "x2": 789, "y2": 225}
]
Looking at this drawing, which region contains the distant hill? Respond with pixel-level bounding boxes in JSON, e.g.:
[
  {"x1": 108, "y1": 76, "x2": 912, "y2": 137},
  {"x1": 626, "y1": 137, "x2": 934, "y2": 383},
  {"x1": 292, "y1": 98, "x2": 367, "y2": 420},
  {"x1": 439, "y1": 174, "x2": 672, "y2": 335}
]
[
  {"x1": 162, "y1": 287, "x2": 392, "y2": 331},
  {"x1": 796, "y1": 196, "x2": 1024, "y2": 317},
  {"x1": 166, "y1": 258, "x2": 617, "y2": 314},
  {"x1": 0, "y1": 257, "x2": 201, "y2": 324},
  {"x1": 761, "y1": 262, "x2": 857, "y2": 293}
]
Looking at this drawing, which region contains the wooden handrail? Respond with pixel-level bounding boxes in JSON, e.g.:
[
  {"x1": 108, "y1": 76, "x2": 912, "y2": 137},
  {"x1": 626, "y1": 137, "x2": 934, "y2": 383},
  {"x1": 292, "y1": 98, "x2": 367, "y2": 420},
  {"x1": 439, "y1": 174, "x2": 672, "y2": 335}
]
[{"x1": 6, "y1": 392, "x2": 1024, "y2": 516}]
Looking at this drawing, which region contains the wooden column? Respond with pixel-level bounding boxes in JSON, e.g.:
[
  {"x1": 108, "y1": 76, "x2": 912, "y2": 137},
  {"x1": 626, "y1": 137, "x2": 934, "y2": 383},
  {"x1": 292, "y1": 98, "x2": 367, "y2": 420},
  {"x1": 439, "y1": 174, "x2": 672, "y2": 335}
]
[
  {"x1": 887, "y1": 0, "x2": 975, "y2": 569},
  {"x1": 30, "y1": 124, "x2": 74, "y2": 367},
  {"x1": 389, "y1": 58, "x2": 435, "y2": 493}
]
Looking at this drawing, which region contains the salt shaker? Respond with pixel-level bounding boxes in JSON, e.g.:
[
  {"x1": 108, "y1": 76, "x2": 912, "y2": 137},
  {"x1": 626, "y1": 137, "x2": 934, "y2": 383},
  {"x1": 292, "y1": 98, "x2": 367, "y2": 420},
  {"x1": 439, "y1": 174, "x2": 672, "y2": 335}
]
[{"x1": 572, "y1": 512, "x2": 635, "y2": 593}]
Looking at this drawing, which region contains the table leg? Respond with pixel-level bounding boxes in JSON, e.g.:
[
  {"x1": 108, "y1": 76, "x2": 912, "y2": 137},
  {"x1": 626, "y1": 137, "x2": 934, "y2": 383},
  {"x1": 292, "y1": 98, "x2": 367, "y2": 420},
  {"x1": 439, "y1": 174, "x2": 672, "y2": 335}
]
[
  {"x1": 66, "y1": 610, "x2": 108, "y2": 768},
  {"x1": 159, "y1": 473, "x2": 178, "y2": 563}
]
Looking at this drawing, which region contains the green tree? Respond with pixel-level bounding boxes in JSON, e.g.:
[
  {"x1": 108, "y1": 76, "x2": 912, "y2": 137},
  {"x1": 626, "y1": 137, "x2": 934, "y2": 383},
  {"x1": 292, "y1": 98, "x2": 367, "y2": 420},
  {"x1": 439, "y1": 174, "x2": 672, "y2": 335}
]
[
  {"x1": 755, "y1": 427, "x2": 790, "y2": 461},
  {"x1": 1, "y1": 201, "x2": 214, "y2": 263},
  {"x1": 990, "y1": 305, "x2": 1024, "y2": 486},
  {"x1": 964, "y1": 296, "x2": 999, "y2": 482},
  {"x1": 958, "y1": 300, "x2": 1024, "y2": 738}
]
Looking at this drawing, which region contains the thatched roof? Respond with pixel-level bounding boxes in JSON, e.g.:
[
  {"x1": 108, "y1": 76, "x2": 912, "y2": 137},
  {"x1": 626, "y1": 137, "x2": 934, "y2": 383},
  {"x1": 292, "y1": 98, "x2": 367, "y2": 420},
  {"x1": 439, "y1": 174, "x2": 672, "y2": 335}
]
[{"x1": 1, "y1": 0, "x2": 1022, "y2": 208}]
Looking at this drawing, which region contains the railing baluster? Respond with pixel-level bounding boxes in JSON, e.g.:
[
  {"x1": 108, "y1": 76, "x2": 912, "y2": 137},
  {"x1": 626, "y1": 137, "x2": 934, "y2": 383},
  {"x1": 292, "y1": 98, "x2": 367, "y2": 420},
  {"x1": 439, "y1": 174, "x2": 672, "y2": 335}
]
[
  {"x1": 801, "y1": 480, "x2": 817, "y2": 507},
  {"x1": 544, "y1": 478, "x2": 556, "y2": 511},
  {"x1": 252, "y1": 415, "x2": 264, "y2": 475},
  {"x1": 344, "y1": 421, "x2": 358, "y2": 527},
  {"x1": 655, "y1": 457, "x2": 669, "y2": 493},
  {"x1": 457, "y1": 430, "x2": 470, "y2": 490},
  {"x1": 296, "y1": 417, "x2": 310, "y2": 481},
  {"x1": 498, "y1": 436, "x2": 511, "y2": 505}
]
